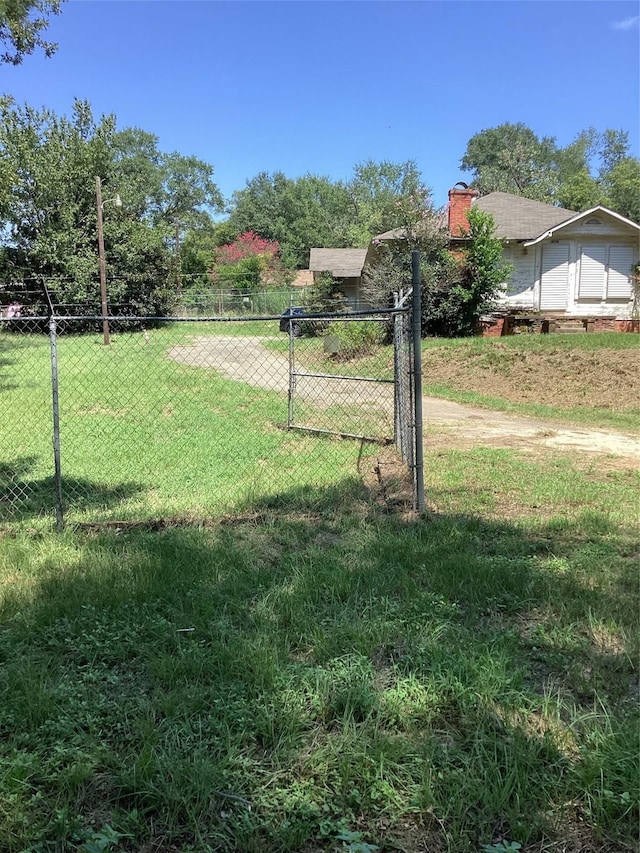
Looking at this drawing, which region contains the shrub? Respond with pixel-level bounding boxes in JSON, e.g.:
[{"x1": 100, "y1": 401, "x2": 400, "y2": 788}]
[
  {"x1": 422, "y1": 208, "x2": 512, "y2": 337},
  {"x1": 324, "y1": 320, "x2": 385, "y2": 359},
  {"x1": 304, "y1": 272, "x2": 348, "y2": 314}
]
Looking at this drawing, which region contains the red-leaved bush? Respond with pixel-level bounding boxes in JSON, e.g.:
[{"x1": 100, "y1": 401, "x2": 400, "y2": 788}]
[{"x1": 215, "y1": 232, "x2": 279, "y2": 265}]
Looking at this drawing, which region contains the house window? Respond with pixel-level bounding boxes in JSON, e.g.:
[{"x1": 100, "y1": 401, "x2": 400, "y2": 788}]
[
  {"x1": 578, "y1": 246, "x2": 607, "y2": 299},
  {"x1": 585, "y1": 218, "x2": 602, "y2": 226},
  {"x1": 607, "y1": 246, "x2": 634, "y2": 299},
  {"x1": 578, "y1": 245, "x2": 634, "y2": 301}
]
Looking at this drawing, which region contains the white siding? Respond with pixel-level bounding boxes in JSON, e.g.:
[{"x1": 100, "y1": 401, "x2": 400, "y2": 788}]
[
  {"x1": 495, "y1": 245, "x2": 536, "y2": 308},
  {"x1": 506, "y1": 246, "x2": 536, "y2": 296},
  {"x1": 578, "y1": 245, "x2": 607, "y2": 299},
  {"x1": 540, "y1": 243, "x2": 569, "y2": 309},
  {"x1": 489, "y1": 233, "x2": 636, "y2": 318},
  {"x1": 607, "y1": 246, "x2": 634, "y2": 299}
]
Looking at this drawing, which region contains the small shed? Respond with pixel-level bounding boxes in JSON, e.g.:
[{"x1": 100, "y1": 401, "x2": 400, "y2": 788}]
[{"x1": 309, "y1": 248, "x2": 369, "y2": 308}]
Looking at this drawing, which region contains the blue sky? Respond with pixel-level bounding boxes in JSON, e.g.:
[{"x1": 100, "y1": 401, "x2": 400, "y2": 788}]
[{"x1": 3, "y1": 0, "x2": 639, "y2": 209}]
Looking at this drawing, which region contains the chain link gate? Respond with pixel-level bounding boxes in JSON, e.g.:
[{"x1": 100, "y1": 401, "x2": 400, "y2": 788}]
[
  {"x1": 0, "y1": 258, "x2": 424, "y2": 528},
  {"x1": 285, "y1": 304, "x2": 416, "y2": 491},
  {"x1": 286, "y1": 313, "x2": 397, "y2": 444}
]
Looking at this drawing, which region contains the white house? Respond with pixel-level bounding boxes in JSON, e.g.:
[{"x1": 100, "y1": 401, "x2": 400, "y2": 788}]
[
  {"x1": 309, "y1": 186, "x2": 639, "y2": 326},
  {"x1": 449, "y1": 186, "x2": 640, "y2": 320}
]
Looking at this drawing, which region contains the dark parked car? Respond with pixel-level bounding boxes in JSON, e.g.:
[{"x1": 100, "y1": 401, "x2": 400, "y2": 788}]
[{"x1": 279, "y1": 306, "x2": 305, "y2": 337}]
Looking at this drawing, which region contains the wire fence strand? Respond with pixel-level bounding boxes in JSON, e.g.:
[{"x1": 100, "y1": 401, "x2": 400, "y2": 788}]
[{"x1": 1, "y1": 305, "x2": 417, "y2": 528}]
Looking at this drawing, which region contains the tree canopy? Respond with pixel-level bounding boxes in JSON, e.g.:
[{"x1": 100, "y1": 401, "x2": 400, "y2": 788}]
[
  {"x1": 461, "y1": 123, "x2": 559, "y2": 202},
  {"x1": 0, "y1": 97, "x2": 223, "y2": 313},
  {"x1": 0, "y1": 0, "x2": 64, "y2": 64},
  {"x1": 226, "y1": 171, "x2": 354, "y2": 268},
  {"x1": 460, "y1": 122, "x2": 640, "y2": 221},
  {"x1": 225, "y1": 159, "x2": 435, "y2": 268}
]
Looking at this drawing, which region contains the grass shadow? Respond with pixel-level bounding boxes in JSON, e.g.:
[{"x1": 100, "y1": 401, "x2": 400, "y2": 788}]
[
  {"x1": 0, "y1": 454, "x2": 146, "y2": 524},
  {"x1": 0, "y1": 484, "x2": 636, "y2": 851}
]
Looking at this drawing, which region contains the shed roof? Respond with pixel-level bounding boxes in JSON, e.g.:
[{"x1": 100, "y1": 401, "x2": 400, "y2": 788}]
[
  {"x1": 374, "y1": 226, "x2": 406, "y2": 241},
  {"x1": 309, "y1": 248, "x2": 368, "y2": 277},
  {"x1": 473, "y1": 192, "x2": 577, "y2": 240},
  {"x1": 374, "y1": 211, "x2": 448, "y2": 243}
]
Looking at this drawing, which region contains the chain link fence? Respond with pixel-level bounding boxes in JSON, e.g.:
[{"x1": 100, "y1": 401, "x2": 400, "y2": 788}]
[
  {"x1": 176, "y1": 288, "x2": 307, "y2": 317},
  {"x1": 0, "y1": 300, "x2": 422, "y2": 529},
  {"x1": 287, "y1": 317, "x2": 395, "y2": 442}
]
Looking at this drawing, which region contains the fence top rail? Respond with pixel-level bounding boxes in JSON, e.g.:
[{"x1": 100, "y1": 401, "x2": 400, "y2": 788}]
[{"x1": 0, "y1": 307, "x2": 410, "y2": 324}]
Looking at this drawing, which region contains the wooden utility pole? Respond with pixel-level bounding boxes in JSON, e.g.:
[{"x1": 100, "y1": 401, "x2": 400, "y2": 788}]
[
  {"x1": 96, "y1": 176, "x2": 110, "y2": 345},
  {"x1": 175, "y1": 219, "x2": 182, "y2": 298}
]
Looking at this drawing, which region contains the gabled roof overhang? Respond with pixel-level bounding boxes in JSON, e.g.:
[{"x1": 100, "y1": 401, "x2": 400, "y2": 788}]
[{"x1": 523, "y1": 206, "x2": 640, "y2": 247}]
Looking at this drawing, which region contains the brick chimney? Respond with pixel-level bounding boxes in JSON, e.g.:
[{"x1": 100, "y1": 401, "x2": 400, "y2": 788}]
[{"x1": 448, "y1": 183, "x2": 479, "y2": 236}]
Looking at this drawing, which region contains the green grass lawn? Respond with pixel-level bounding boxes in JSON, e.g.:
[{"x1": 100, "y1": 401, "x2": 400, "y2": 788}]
[
  {"x1": 0, "y1": 327, "x2": 638, "y2": 852},
  {"x1": 421, "y1": 330, "x2": 640, "y2": 353},
  {"x1": 0, "y1": 326, "x2": 380, "y2": 527},
  {"x1": 0, "y1": 452, "x2": 637, "y2": 852}
]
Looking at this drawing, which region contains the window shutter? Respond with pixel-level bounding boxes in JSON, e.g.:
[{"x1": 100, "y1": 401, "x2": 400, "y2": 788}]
[
  {"x1": 540, "y1": 243, "x2": 569, "y2": 309},
  {"x1": 578, "y1": 246, "x2": 607, "y2": 299},
  {"x1": 607, "y1": 246, "x2": 634, "y2": 299}
]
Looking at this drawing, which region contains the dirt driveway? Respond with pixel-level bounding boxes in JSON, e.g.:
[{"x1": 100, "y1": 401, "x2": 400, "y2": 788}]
[
  {"x1": 168, "y1": 335, "x2": 395, "y2": 408},
  {"x1": 423, "y1": 396, "x2": 640, "y2": 459},
  {"x1": 168, "y1": 336, "x2": 640, "y2": 461}
]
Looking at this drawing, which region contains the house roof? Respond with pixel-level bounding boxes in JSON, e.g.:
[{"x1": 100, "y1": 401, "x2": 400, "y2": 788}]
[
  {"x1": 374, "y1": 226, "x2": 406, "y2": 241},
  {"x1": 372, "y1": 190, "x2": 639, "y2": 247},
  {"x1": 374, "y1": 211, "x2": 448, "y2": 243},
  {"x1": 473, "y1": 192, "x2": 577, "y2": 240},
  {"x1": 309, "y1": 248, "x2": 368, "y2": 278},
  {"x1": 522, "y1": 205, "x2": 640, "y2": 246}
]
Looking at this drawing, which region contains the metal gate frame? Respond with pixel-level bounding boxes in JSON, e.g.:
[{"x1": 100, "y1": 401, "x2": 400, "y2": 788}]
[
  {"x1": 286, "y1": 312, "x2": 398, "y2": 444},
  {"x1": 285, "y1": 249, "x2": 425, "y2": 512}
]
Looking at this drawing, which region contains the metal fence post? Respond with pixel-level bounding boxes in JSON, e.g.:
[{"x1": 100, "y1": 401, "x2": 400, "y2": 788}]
[
  {"x1": 393, "y1": 292, "x2": 408, "y2": 463},
  {"x1": 49, "y1": 316, "x2": 64, "y2": 530},
  {"x1": 393, "y1": 305, "x2": 400, "y2": 452},
  {"x1": 411, "y1": 250, "x2": 425, "y2": 513},
  {"x1": 287, "y1": 299, "x2": 295, "y2": 429}
]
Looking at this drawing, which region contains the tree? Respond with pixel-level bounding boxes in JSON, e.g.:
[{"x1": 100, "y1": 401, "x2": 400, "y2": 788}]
[
  {"x1": 456, "y1": 207, "x2": 512, "y2": 332},
  {"x1": 460, "y1": 122, "x2": 559, "y2": 202},
  {"x1": 227, "y1": 171, "x2": 354, "y2": 268},
  {"x1": 0, "y1": 97, "x2": 223, "y2": 313},
  {"x1": 556, "y1": 168, "x2": 606, "y2": 212},
  {"x1": 0, "y1": 98, "x2": 116, "y2": 292},
  {"x1": 110, "y1": 128, "x2": 223, "y2": 228},
  {"x1": 461, "y1": 123, "x2": 640, "y2": 221},
  {"x1": 210, "y1": 231, "x2": 289, "y2": 293},
  {"x1": 348, "y1": 159, "x2": 430, "y2": 241},
  {"x1": 604, "y1": 157, "x2": 640, "y2": 223},
  {"x1": 0, "y1": 0, "x2": 64, "y2": 64},
  {"x1": 361, "y1": 206, "x2": 452, "y2": 310},
  {"x1": 157, "y1": 152, "x2": 223, "y2": 229},
  {"x1": 599, "y1": 129, "x2": 630, "y2": 174},
  {"x1": 421, "y1": 208, "x2": 511, "y2": 338}
]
